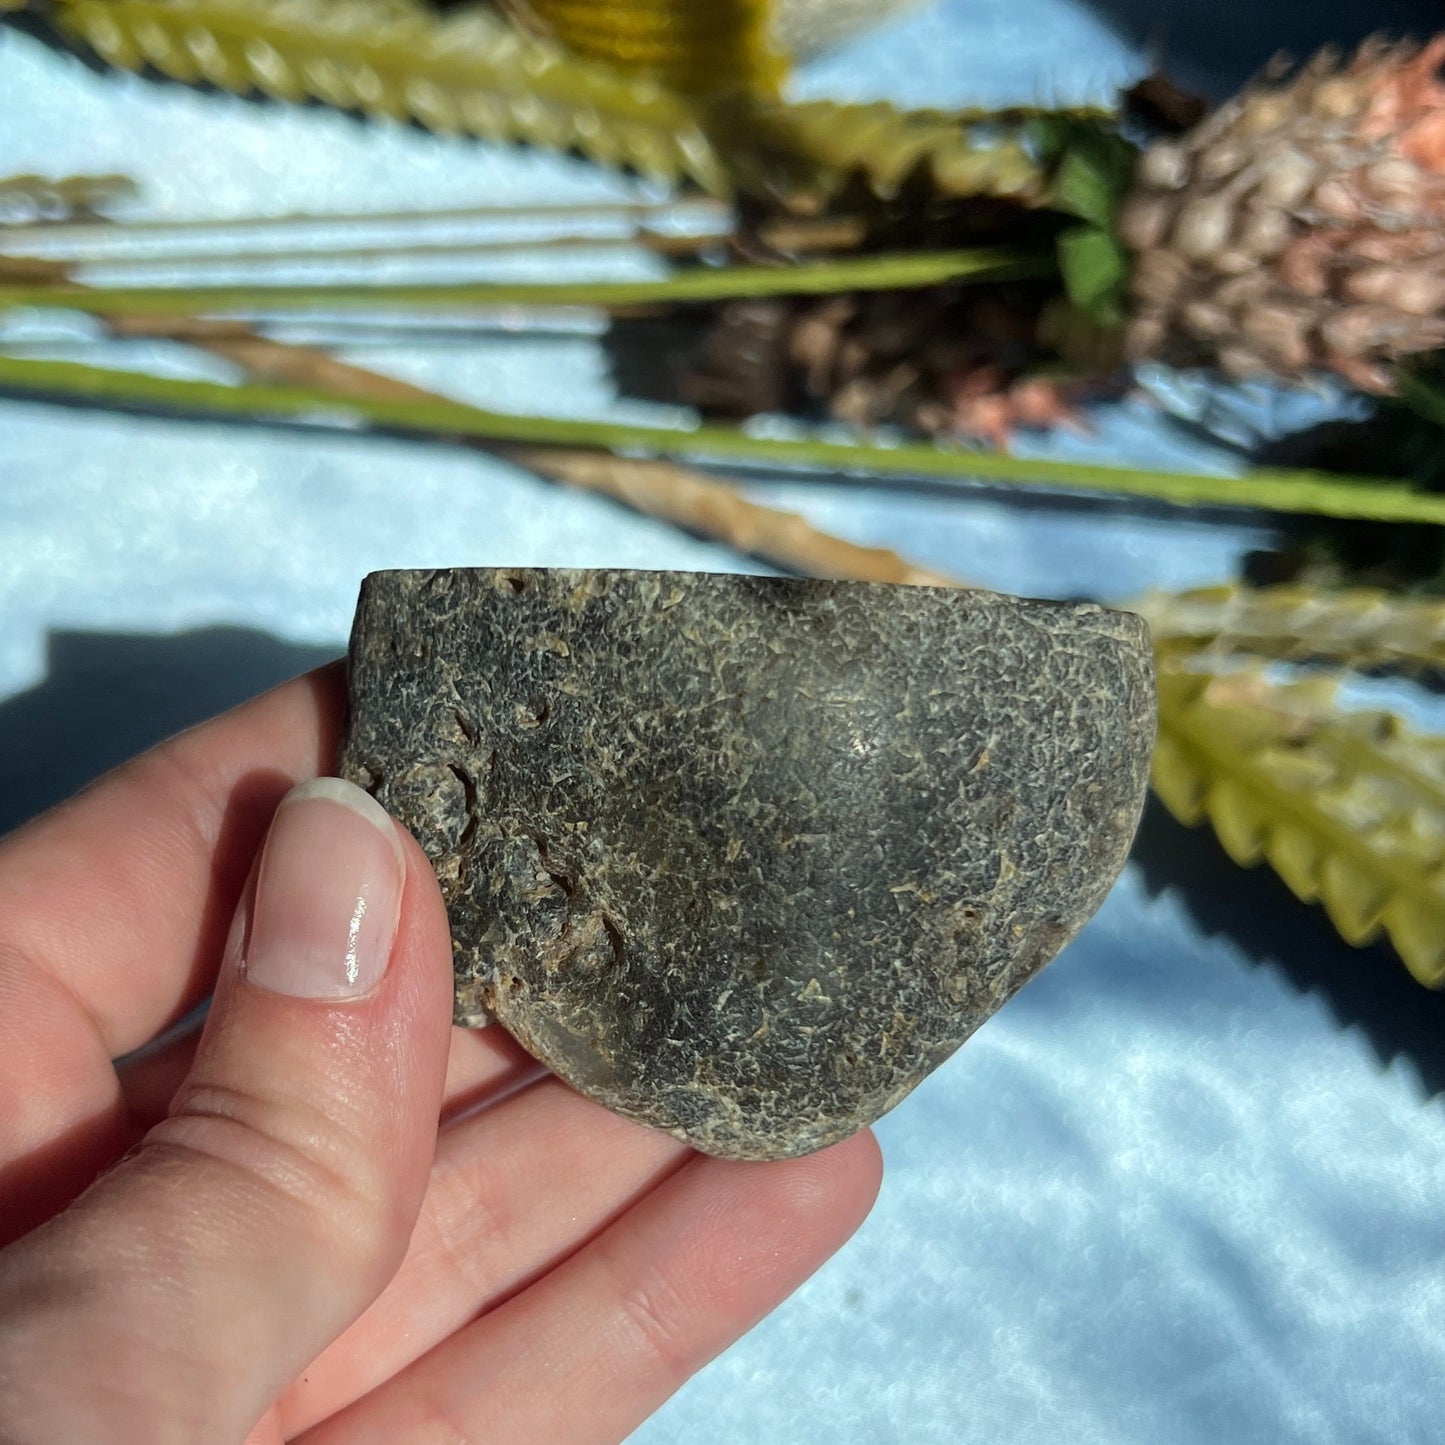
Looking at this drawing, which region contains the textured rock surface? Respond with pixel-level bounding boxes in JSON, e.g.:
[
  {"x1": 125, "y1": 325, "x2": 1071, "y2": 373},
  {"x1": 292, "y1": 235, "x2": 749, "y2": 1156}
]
[{"x1": 340, "y1": 568, "x2": 1155, "y2": 1160}]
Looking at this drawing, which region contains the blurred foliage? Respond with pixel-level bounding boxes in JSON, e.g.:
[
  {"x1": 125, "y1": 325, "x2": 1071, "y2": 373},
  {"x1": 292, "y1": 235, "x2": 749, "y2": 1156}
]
[{"x1": 1152, "y1": 664, "x2": 1445, "y2": 988}]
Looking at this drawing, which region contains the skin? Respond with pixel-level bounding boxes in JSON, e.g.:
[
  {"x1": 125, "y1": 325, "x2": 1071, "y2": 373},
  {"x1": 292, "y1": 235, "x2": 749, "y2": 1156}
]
[{"x1": 0, "y1": 664, "x2": 882, "y2": 1444}]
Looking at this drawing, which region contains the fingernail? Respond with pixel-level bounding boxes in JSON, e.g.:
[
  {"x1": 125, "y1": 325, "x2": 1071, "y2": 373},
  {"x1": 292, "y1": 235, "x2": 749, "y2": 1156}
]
[{"x1": 243, "y1": 777, "x2": 406, "y2": 1000}]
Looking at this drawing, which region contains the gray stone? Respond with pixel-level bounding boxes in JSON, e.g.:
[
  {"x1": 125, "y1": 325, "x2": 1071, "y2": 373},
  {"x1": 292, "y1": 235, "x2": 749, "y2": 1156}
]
[{"x1": 339, "y1": 568, "x2": 1155, "y2": 1160}]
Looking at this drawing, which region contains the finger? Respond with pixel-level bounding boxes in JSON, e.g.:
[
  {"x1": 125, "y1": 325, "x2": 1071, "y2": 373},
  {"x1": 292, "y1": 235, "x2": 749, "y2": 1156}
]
[
  {"x1": 0, "y1": 664, "x2": 342, "y2": 1063},
  {"x1": 118, "y1": 1018, "x2": 543, "y2": 1135},
  {"x1": 302, "y1": 1131, "x2": 884, "y2": 1445},
  {"x1": 0, "y1": 666, "x2": 340, "y2": 1231},
  {"x1": 0, "y1": 779, "x2": 452, "y2": 1445},
  {"x1": 439, "y1": 1025, "x2": 545, "y2": 1124},
  {"x1": 112, "y1": 1007, "x2": 208, "y2": 1130},
  {"x1": 0, "y1": 963, "x2": 129, "y2": 1246},
  {"x1": 280, "y1": 1081, "x2": 691, "y2": 1436}
]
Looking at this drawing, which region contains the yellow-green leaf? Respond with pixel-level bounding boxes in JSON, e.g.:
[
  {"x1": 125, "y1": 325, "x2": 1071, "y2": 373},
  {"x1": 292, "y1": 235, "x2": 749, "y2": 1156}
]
[
  {"x1": 498, "y1": 0, "x2": 786, "y2": 96},
  {"x1": 770, "y1": 0, "x2": 921, "y2": 60},
  {"x1": 0, "y1": 170, "x2": 138, "y2": 223},
  {"x1": 1154, "y1": 664, "x2": 1445, "y2": 987},
  {"x1": 708, "y1": 97, "x2": 1058, "y2": 208},
  {"x1": 1138, "y1": 582, "x2": 1445, "y2": 676},
  {"x1": 39, "y1": 0, "x2": 731, "y2": 191},
  {"x1": 27, "y1": 0, "x2": 1071, "y2": 206}
]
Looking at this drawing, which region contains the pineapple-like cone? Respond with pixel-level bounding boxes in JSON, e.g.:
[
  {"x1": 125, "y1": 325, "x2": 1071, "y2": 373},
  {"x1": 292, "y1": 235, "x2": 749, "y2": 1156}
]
[{"x1": 1122, "y1": 36, "x2": 1445, "y2": 393}]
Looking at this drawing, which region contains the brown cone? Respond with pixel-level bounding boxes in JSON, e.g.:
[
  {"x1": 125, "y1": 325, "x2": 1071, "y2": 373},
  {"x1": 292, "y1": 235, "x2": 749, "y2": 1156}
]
[
  {"x1": 675, "y1": 285, "x2": 1103, "y2": 444},
  {"x1": 1121, "y1": 36, "x2": 1445, "y2": 392}
]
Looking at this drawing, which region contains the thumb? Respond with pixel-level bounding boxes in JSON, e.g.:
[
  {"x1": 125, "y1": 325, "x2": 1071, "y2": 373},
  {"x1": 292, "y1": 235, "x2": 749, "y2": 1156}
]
[{"x1": 0, "y1": 778, "x2": 454, "y2": 1445}]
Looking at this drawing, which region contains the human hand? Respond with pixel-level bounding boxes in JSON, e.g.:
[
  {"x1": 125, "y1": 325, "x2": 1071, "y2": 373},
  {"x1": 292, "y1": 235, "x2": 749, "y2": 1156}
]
[{"x1": 0, "y1": 665, "x2": 882, "y2": 1444}]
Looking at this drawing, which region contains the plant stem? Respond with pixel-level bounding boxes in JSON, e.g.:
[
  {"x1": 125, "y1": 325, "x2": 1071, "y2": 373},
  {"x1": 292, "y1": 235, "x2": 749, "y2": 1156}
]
[
  {"x1": 0, "y1": 352, "x2": 1439, "y2": 524},
  {"x1": 4, "y1": 230, "x2": 730, "y2": 275},
  {"x1": 0, "y1": 248, "x2": 1050, "y2": 316},
  {"x1": 2, "y1": 197, "x2": 728, "y2": 247},
  {"x1": 1, "y1": 216, "x2": 865, "y2": 276}
]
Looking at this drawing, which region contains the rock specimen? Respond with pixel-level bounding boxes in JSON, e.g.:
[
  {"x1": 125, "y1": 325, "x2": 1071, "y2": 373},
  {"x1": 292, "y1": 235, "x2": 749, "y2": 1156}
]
[{"x1": 340, "y1": 568, "x2": 1155, "y2": 1159}]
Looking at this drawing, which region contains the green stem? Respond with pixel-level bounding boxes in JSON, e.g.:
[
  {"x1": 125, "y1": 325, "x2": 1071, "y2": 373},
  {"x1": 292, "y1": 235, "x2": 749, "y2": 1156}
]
[
  {"x1": 5, "y1": 229, "x2": 733, "y2": 277},
  {"x1": 2, "y1": 197, "x2": 727, "y2": 248},
  {"x1": 0, "y1": 248, "x2": 1050, "y2": 316},
  {"x1": 0, "y1": 354, "x2": 1441, "y2": 525}
]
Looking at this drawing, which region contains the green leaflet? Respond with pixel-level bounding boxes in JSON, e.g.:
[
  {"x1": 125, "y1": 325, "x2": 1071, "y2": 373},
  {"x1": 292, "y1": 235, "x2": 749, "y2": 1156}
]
[
  {"x1": 1055, "y1": 226, "x2": 1128, "y2": 324},
  {"x1": 1042, "y1": 121, "x2": 1136, "y2": 229},
  {"x1": 1153, "y1": 665, "x2": 1445, "y2": 987},
  {"x1": 0, "y1": 353, "x2": 1440, "y2": 524},
  {"x1": 1137, "y1": 583, "x2": 1445, "y2": 675},
  {"x1": 1035, "y1": 117, "x2": 1139, "y2": 325}
]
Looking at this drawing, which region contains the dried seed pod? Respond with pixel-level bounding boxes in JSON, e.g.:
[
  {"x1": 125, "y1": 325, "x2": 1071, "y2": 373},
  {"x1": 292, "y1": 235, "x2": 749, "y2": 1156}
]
[
  {"x1": 1235, "y1": 205, "x2": 1293, "y2": 258},
  {"x1": 1121, "y1": 35, "x2": 1445, "y2": 389},
  {"x1": 1137, "y1": 141, "x2": 1190, "y2": 190},
  {"x1": 1240, "y1": 303, "x2": 1313, "y2": 370},
  {"x1": 1174, "y1": 194, "x2": 1237, "y2": 259},
  {"x1": 1252, "y1": 147, "x2": 1320, "y2": 207},
  {"x1": 1118, "y1": 193, "x2": 1172, "y2": 251},
  {"x1": 1389, "y1": 268, "x2": 1445, "y2": 317},
  {"x1": 1182, "y1": 298, "x2": 1233, "y2": 338},
  {"x1": 1132, "y1": 247, "x2": 1192, "y2": 306}
]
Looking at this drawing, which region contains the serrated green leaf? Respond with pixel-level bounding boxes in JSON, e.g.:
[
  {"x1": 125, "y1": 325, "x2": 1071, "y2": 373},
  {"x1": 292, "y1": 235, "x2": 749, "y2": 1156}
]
[
  {"x1": 1137, "y1": 582, "x2": 1445, "y2": 675},
  {"x1": 39, "y1": 0, "x2": 732, "y2": 191},
  {"x1": 1154, "y1": 665, "x2": 1445, "y2": 987},
  {"x1": 771, "y1": 0, "x2": 921, "y2": 59},
  {"x1": 25, "y1": 0, "x2": 1070, "y2": 206},
  {"x1": 497, "y1": 0, "x2": 786, "y2": 95},
  {"x1": 1263, "y1": 821, "x2": 1324, "y2": 902},
  {"x1": 713, "y1": 98, "x2": 1059, "y2": 206},
  {"x1": 0, "y1": 170, "x2": 139, "y2": 222}
]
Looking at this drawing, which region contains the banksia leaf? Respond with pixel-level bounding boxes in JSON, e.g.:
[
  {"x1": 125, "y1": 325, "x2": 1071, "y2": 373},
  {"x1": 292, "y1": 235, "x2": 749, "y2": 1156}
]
[
  {"x1": 715, "y1": 99, "x2": 1061, "y2": 208},
  {"x1": 1154, "y1": 664, "x2": 1445, "y2": 985},
  {"x1": 1137, "y1": 583, "x2": 1445, "y2": 675},
  {"x1": 769, "y1": 0, "x2": 921, "y2": 61},
  {"x1": 39, "y1": 0, "x2": 730, "y2": 191},
  {"x1": 0, "y1": 171, "x2": 138, "y2": 223},
  {"x1": 26, "y1": 0, "x2": 1070, "y2": 206},
  {"x1": 498, "y1": 0, "x2": 787, "y2": 96}
]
